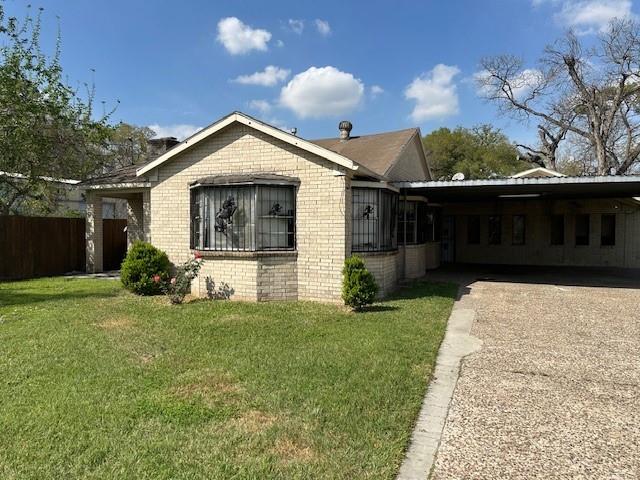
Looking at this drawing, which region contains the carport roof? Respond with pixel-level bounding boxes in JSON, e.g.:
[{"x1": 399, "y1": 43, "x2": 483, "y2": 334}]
[{"x1": 394, "y1": 175, "x2": 640, "y2": 202}]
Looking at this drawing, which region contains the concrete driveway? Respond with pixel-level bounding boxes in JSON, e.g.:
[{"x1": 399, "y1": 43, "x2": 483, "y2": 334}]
[{"x1": 429, "y1": 268, "x2": 640, "y2": 479}]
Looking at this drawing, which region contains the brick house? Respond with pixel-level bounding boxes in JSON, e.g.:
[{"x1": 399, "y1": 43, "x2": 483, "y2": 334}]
[{"x1": 83, "y1": 112, "x2": 640, "y2": 301}]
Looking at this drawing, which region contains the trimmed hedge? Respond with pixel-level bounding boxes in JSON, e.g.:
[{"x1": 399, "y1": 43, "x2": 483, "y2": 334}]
[
  {"x1": 120, "y1": 241, "x2": 171, "y2": 295},
  {"x1": 342, "y1": 254, "x2": 378, "y2": 310}
]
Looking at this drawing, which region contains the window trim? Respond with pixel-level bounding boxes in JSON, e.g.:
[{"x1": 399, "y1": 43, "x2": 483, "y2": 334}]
[{"x1": 190, "y1": 180, "x2": 297, "y2": 252}]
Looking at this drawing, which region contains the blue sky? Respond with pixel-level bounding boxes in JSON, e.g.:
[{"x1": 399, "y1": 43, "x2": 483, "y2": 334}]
[{"x1": 3, "y1": 0, "x2": 637, "y2": 143}]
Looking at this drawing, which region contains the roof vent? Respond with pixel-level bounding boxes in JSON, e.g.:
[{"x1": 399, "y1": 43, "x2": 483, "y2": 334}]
[{"x1": 339, "y1": 120, "x2": 352, "y2": 141}]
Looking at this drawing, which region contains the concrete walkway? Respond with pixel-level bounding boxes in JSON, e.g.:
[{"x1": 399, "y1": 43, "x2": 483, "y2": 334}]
[
  {"x1": 425, "y1": 268, "x2": 640, "y2": 479},
  {"x1": 396, "y1": 288, "x2": 482, "y2": 479}
]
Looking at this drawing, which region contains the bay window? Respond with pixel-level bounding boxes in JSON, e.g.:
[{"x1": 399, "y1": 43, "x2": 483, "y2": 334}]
[
  {"x1": 190, "y1": 175, "x2": 296, "y2": 251},
  {"x1": 352, "y1": 187, "x2": 398, "y2": 252}
]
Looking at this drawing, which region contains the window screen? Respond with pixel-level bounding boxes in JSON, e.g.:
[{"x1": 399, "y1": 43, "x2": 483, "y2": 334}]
[
  {"x1": 467, "y1": 216, "x2": 481, "y2": 244},
  {"x1": 190, "y1": 184, "x2": 295, "y2": 251},
  {"x1": 512, "y1": 215, "x2": 526, "y2": 245},
  {"x1": 352, "y1": 188, "x2": 398, "y2": 252},
  {"x1": 601, "y1": 214, "x2": 615, "y2": 246},
  {"x1": 550, "y1": 215, "x2": 564, "y2": 246},
  {"x1": 575, "y1": 214, "x2": 590, "y2": 246},
  {"x1": 488, "y1": 215, "x2": 501, "y2": 245}
]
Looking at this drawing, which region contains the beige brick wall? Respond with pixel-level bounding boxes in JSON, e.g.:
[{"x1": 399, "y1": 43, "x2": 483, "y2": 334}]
[
  {"x1": 361, "y1": 251, "x2": 399, "y2": 297},
  {"x1": 257, "y1": 255, "x2": 298, "y2": 301},
  {"x1": 400, "y1": 244, "x2": 427, "y2": 279},
  {"x1": 148, "y1": 123, "x2": 349, "y2": 302}
]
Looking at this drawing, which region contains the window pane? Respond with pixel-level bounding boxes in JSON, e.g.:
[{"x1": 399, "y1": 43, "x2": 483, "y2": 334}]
[
  {"x1": 601, "y1": 214, "x2": 615, "y2": 246},
  {"x1": 352, "y1": 188, "x2": 379, "y2": 251},
  {"x1": 398, "y1": 201, "x2": 417, "y2": 244},
  {"x1": 379, "y1": 190, "x2": 397, "y2": 250},
  {"x1": 575, "y1": 214, "x2": 590, "y2": 246},
  {"x1": 208, "y1": 186, "x2": 255, "y2": 251},
  {"x1": 512, "y1": 215, "x2": 525, "y2": 245},
  {"x1": 488, "y1": 215, "x2": 501, "y2": 245},
  {"x1": 550, "y1": 215, "x2": 564, "y2": 245},
  {"x1": 257, "y1": 186, "x2": 295, "y2": 250},
  {"x1": 190, "y1": 188, "x2": 202, "y2": 249},
  {"x1": 467, "y1": 216, "x2": 481, "y2": 244}
]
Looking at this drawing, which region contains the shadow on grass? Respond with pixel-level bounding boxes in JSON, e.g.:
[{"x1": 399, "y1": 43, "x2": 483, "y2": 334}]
[
  {"x1": 0, "y1": 286, "x2": 121, "y2": 307},
  {"x1": 358, "y1": 281, "x2": 459, "y2": 313}
]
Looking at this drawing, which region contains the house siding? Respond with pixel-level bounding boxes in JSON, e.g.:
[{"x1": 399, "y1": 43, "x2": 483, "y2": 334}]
[
  {"x1": 148, "y1": 123, "x2": 349, "y2": 302},
  {"x1": 386, "y1": 135, "x2": 430, "y2": 181}
]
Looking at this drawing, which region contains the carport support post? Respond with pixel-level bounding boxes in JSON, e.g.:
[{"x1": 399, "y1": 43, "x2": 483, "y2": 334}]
[{"x1": 85, "y1": 190, "x2": 103, "y2": 273}]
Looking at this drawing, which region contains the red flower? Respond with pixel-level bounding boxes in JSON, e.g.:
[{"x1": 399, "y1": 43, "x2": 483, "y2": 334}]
[
  {"x1": 194, "y1": 251, "x2": 202, "y2": 259},
  {"x1": 152, "y1": 274, "x2": 161, "y2": 283},
  {"x1": 170, "y1": 277, "x2": 177, "y2": 285}
]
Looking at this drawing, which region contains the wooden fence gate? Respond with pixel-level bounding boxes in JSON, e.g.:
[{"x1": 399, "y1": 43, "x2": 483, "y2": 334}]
[{"x1": 0, "y1": 216, "x2": 127, "y2": 280}]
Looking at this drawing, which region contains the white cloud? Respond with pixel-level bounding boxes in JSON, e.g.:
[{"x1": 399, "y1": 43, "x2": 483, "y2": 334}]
[
  {"x1": 534, "y1": 0, "x2": 634, "y2": 33},
  {"x1": 314, "y1": 19, "x2": 331, "y2": 36},
  {"x1": 276, "y1": 39, "x2": 285, "y2": 47},
  {"x1": 233, "y1": 66, "x2": 291, "y2": 86},
  {"x1": 405, "y1": 64, "x2": 460, "y2": 122},
  {"x1": 148, "y1": 124, "x2": 201, "y2": 141},
  {"x1": 248, "y1": 99, "x2": 272, "y2": 114},
  {"x1": 216, "y1": 17, "x2": 271, "y2": 55},
  {"x1": 288, "y1": 19, "x2": 305, "y2": 34},
  {"x1": 370, "y1": 85, "x2": 384, "y2": 97},
  {"x1": 280, "y1": 66, "x2": 365, "y2": 118},
  {"x1": 474, "y1": 68, "x2": 543, "y2": 99}
]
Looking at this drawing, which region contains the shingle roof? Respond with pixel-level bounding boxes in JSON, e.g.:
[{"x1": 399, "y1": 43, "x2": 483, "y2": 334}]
[
  {"x1": 79, "y1": 163, "x2": 149, "y2": 186},
  {"x1": 81, "y1": 117, "x2": 420, "y2": 188},
  {"x1": 310, "y1": 128, "x2": 419, "y2": 177}
]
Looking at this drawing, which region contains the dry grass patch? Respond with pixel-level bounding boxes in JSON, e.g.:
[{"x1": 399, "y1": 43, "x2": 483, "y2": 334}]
[
  {"x1": 95, "y1": 315, "x2": 134, "y2": 330},
  {"x1": 272, "y1": 437, "x2": 316, "y2": 464},
  {"x1": 230, "y1": 409, "x2": 277, "y2": 433},
  {"x1": 171, "y1": 370, "x2": 242, "y2": 406}
]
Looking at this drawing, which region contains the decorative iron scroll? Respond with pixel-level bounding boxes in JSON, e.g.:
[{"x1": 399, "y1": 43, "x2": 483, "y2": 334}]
[{"x1": 214, "y1": 196, "x2": 237, "y2": 234}]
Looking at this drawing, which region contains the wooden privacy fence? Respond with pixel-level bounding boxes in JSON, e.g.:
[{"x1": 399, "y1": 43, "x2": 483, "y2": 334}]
[{"x1": 0, "y1": 216, "x2": 127, "y2": 280}]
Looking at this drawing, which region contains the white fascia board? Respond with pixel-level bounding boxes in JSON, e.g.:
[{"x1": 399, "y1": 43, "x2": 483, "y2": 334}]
[
  {"x1": 352, "y1": 180, "x2": 400, "y2": 193},
  {"x1": 137, "y1": 112, "x2": 358, "y2": 177}
]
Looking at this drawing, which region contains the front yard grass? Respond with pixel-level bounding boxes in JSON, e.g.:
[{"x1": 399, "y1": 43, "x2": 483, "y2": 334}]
[{"x1": 0, "y1": 277, "x2": 456, "y2": 479}]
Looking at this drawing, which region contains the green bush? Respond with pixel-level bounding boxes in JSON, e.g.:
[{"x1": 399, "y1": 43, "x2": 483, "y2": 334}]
[
  {"x1": 342, "y1": 254, "x2": 378, "y2": 310},
  {"x1": 120, "y1": 241, "x2": 171, "y2": 295}
]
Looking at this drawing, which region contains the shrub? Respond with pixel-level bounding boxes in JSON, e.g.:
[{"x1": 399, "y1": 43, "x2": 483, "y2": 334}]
[
  {"x1": 342, "y1": 254, "x2": 378, "y2": 310},
  {"x1": 162, "y1": 253, "x2": 204, "y2": 304},
  {"x1": 120, "y1": 241, "x2": 171, "y2": 295}
]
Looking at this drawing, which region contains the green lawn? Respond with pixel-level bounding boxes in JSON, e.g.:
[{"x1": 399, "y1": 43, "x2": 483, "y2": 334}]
[{"x1": 0, "y1": 277, "x2": 455, "y2": 479}]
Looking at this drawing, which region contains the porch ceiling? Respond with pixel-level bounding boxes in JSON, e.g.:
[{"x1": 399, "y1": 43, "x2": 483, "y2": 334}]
[{"x1": 394, "y1": 175, "x2": 640, "y2": 202}]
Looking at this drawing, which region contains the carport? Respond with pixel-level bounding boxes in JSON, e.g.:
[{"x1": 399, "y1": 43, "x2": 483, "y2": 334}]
[{"x1": 393, "y1": 175, "x2": 640, "y2": 269}]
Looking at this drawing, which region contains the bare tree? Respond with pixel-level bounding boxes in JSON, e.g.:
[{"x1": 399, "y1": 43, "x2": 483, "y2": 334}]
[{"x1": 478, "y1": 19, "x2": 640, "y2": 175}]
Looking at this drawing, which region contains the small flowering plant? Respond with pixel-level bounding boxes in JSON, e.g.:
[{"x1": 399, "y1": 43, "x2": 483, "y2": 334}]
[{"x1": 161, "y1": 252, "x2": 204, "y2": 304}]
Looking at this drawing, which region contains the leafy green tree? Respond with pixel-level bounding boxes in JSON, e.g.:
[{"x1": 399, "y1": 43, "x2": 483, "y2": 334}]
[
  {"x1": 107, "y1": 123, "x2": 156, "y2": 168},
  {"x1": 422, "y1": 125, "x2": 529, "y2": 180},
  {"x1": 0, "y1": 3, "x2": 114, "y2": 215}
]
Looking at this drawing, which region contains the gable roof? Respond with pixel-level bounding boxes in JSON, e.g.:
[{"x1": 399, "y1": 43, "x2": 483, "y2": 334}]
[
  {"x1": 310, "y1": 128, "x2": 421, "y2": 178},
  {"x1": 136, "y1": 111, "x2": 380, "y2": 178}
]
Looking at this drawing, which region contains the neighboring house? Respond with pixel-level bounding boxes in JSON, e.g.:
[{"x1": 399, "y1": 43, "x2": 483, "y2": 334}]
[
  {"x1": 81, "y1": 112, "x2": 640, "y2": 302},
  {"x1": 0, "y1": 171, "x2": 127, "y2": 219}
]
